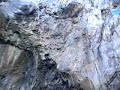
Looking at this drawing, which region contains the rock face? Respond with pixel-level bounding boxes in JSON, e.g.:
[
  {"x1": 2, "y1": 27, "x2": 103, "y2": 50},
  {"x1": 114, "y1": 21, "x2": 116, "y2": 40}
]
[
  {"x1": 0, "y1": 43, "x2": 83, "y2": 90},
  {"x1": 0, "y1": 44, "x2": 34, "y2": 90},
  {"x1": 0, "y1": 0, "x2": 120, "y2": 90}
]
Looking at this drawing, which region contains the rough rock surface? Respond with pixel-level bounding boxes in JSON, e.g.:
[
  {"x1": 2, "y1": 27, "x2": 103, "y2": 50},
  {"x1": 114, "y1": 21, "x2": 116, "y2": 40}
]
[{"x1": 0, "y1": 0, "x2": 120, "y2": 90}]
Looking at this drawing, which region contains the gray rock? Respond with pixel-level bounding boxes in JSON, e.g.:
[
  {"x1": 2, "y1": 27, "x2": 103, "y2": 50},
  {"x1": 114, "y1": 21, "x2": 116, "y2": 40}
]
[{"x1": 0, "y1": 0, "x2": 120, "y2": 90}]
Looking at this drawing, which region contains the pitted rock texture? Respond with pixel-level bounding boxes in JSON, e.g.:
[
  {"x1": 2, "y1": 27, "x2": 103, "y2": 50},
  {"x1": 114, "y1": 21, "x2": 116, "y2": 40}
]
[{"x1": 0, "y1": 0, "x2": 120, "y2": 90}]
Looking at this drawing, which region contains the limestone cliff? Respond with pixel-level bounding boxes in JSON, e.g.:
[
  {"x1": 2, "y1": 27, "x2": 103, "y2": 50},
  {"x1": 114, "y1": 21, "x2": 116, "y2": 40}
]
[{"x1": 0, "y1": 0, "x2": 120, "y2": 90}]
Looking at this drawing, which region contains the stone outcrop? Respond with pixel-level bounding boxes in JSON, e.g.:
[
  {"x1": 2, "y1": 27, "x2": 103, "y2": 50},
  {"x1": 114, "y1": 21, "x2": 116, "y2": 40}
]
[{"x1": 0, "y1": 0, "x2": 120, "y2": 90}]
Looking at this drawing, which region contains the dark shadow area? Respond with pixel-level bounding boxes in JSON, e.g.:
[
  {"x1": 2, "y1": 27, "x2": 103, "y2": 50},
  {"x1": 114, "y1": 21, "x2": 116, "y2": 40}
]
[{"x1": 33, "y1": 53, "x2": 84, "y2": 90}]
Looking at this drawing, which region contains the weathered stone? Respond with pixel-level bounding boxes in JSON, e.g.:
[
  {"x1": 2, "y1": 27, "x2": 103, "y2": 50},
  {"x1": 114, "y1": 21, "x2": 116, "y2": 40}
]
[
  {"x1": 53, "y1": 2, "x2": 83, "y2": 19},
  {"x1": 0, "y1": 0, "x2": 120, "y2": 90}
]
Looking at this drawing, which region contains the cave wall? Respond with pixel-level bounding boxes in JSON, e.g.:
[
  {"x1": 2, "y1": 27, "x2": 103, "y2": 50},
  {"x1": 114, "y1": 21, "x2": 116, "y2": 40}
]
[{"x1": 0, "y1": 0, "x2": 120, "y2": 90}]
